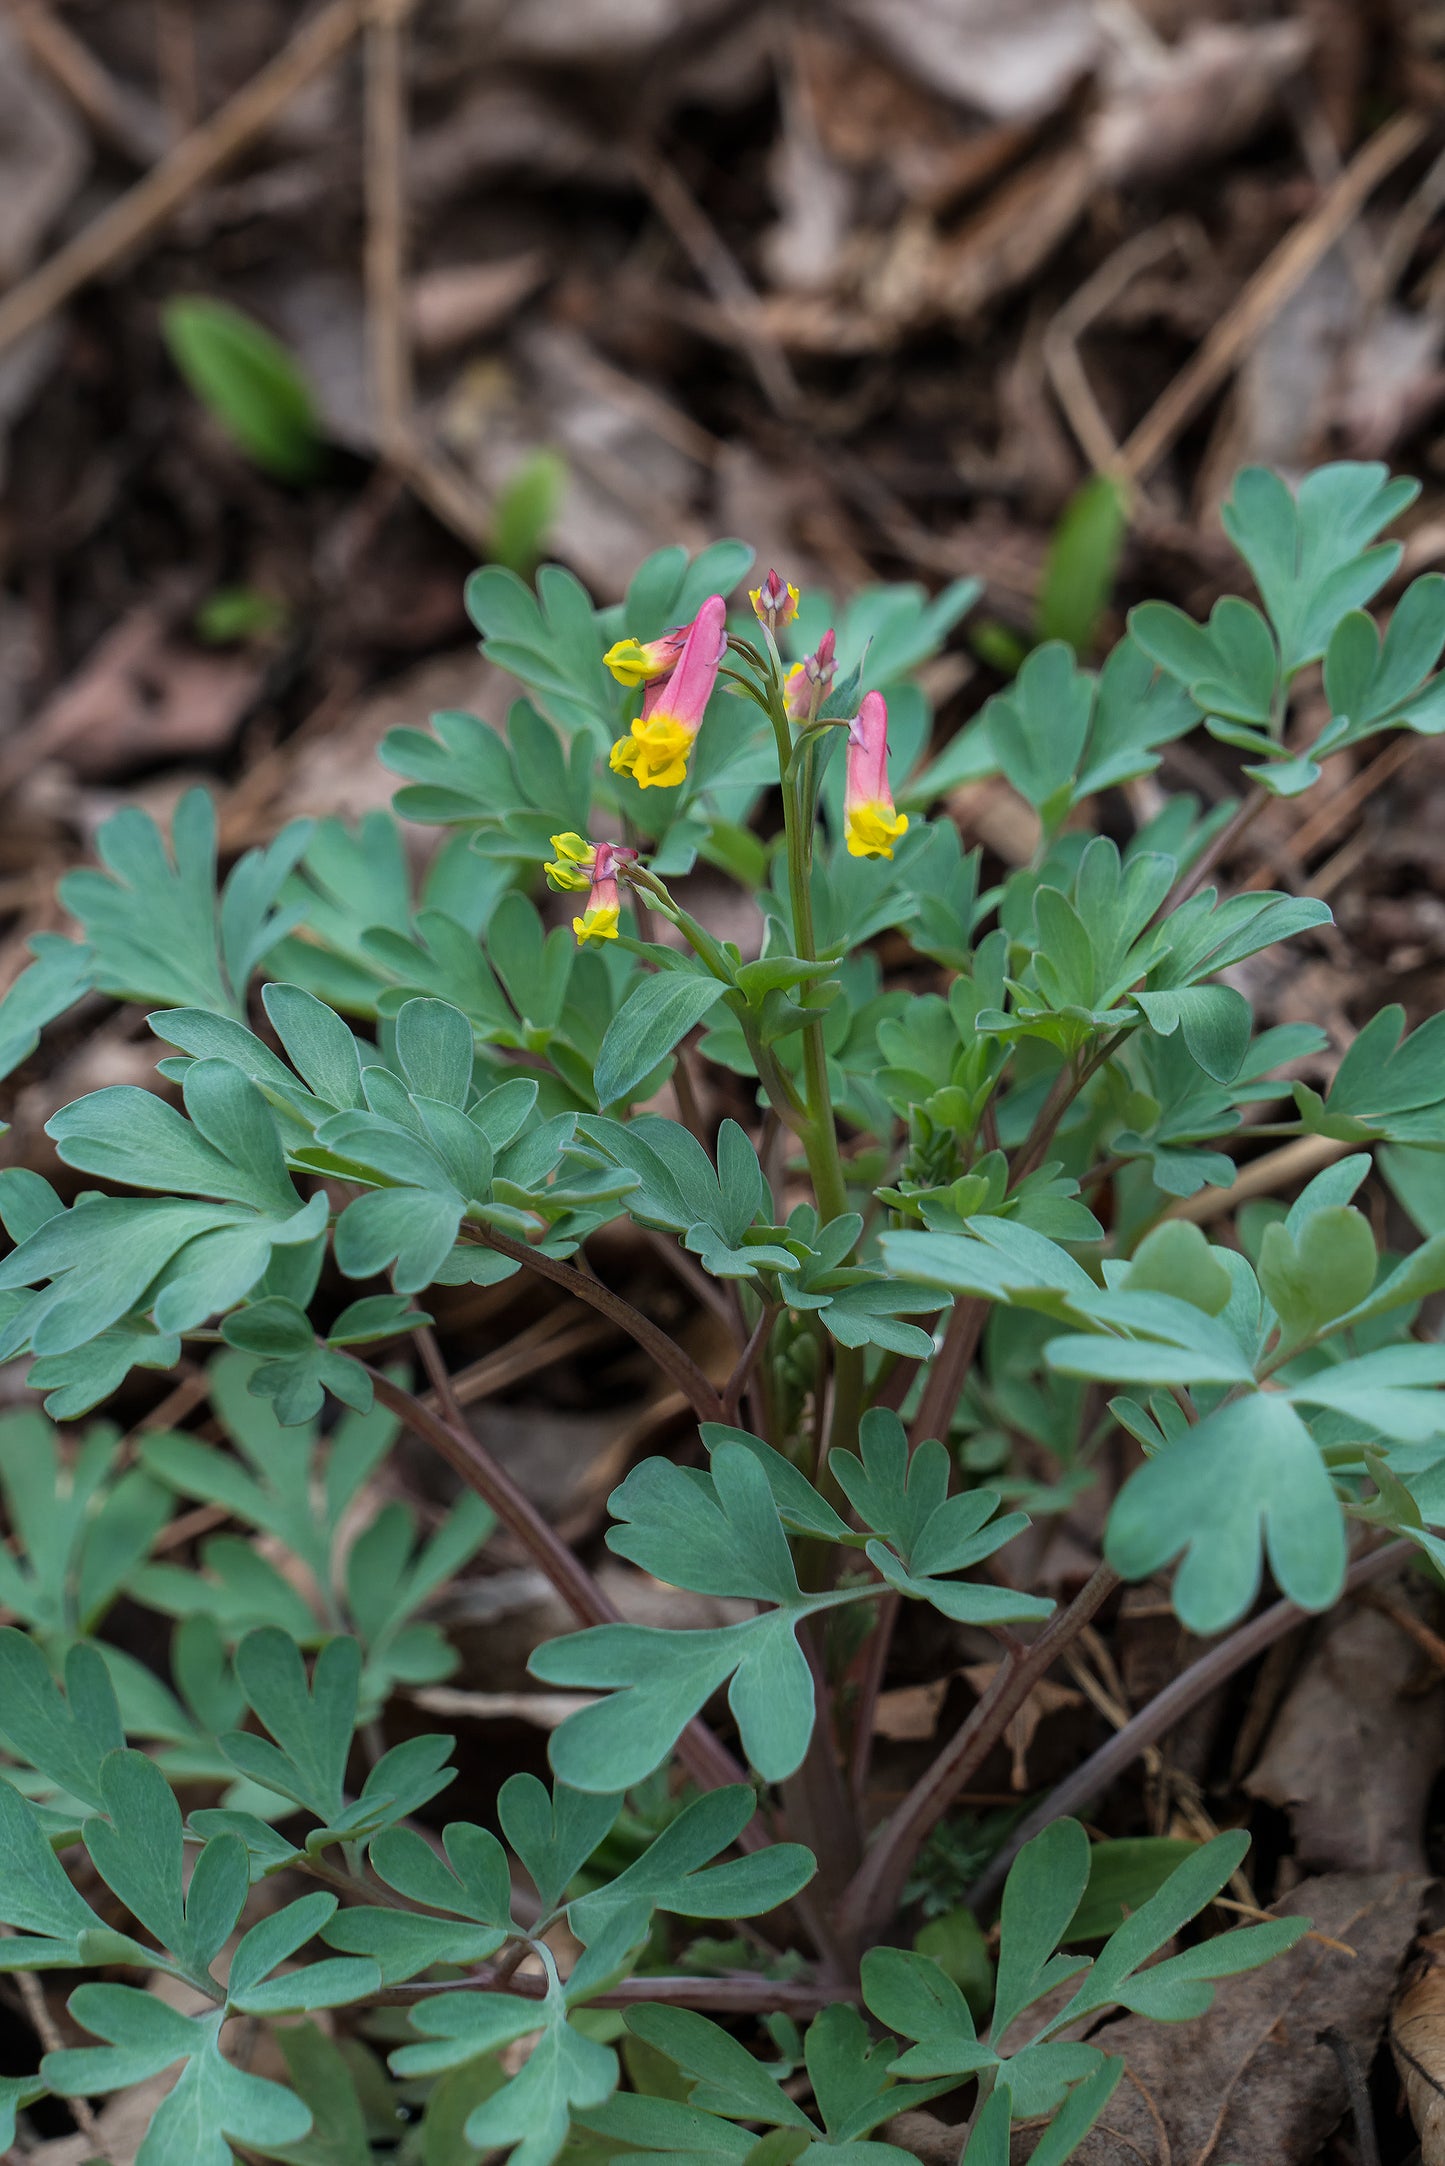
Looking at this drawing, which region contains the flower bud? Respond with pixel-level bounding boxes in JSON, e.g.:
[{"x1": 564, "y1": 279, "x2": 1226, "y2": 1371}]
[{"x1": 748, "y1": 569, "x2": 799, "y2": 633}]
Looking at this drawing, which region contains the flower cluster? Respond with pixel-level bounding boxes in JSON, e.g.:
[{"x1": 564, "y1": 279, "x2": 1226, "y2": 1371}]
[{"x1": 568, "y1": 575, "x2": 906, "y2": 944}]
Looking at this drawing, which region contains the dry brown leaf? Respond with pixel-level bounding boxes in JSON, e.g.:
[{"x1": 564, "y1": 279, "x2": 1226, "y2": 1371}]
[
  {"x1": 1, "y1": 603, "x2": 262, "y2": 791},
  {"x1": 1244, "y1": 1585, "x2": 1445, "y2": 1875},
  {"x1": 874, "y1": 1678, "x2": 952, "y2": 1742},
  {"x1": 1393, "y1": 1965, "x2": 1445, "y2": 2162},
  {"x1": 961, "y1": 1665, "x2": 1082, "y2": 1789},
  {"x1": 836, "y1": 0, "x2": 1101, "y2": 121},
  {"x1": 1090, "y1": 20, "x2": 1313, "y2": 185}
]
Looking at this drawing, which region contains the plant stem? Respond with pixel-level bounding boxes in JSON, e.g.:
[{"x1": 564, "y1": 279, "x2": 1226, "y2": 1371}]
[
  {"x1": 473, "y1": 1224, "x2": 723, "y2": 1423},
  {"x1": 722, "y1": 1302, "x2": 777, "y2": 1425},
  {"x1": 383, "y1": 1966, "x2": 831, "y2": 2014},
  {"x1": 836, "y1": 1559, "x2": 1121, "y2": 1950},
  {"x1": 964, "y1": 1536, "x2": 1411, "y2": 1911},
  {"x1": 362, "y1": 1362, "x2": 753, "y2": 1805}
]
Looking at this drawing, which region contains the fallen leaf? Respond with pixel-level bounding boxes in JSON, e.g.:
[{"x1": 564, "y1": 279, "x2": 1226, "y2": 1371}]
[
  {"x1": 874, "y1": 1678, "x2": 951, "y2": 1742},
  {"x1": 836, "y1": 0, "x2": 1101, "y2": 121},
  {"x1": 0, "y1": 18, "x2": 88, "y2": 284},
  {"x1": 961, "y1": 1665, "x2": 1082, "y2": 1789},
  {"x1": 1, "y1": 603, "x2": 262, "y2": 791},
  {"x1": 1393, "y1": 1958, "x2": 1445, "y2": 2163},
  {"x1": 1090, "y1": 21, "x2": 1313, "y2": 186},
  {"x1": 1244, "y1": 1584, "x2": 1445, "y2": 1875},
  {"x1": 410, "y1": 253, "x2": 550, "y2": 354}
]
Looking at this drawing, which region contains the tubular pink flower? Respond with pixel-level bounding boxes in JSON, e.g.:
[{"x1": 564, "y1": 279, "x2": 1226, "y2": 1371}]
[
  {"x1": 844, "y1": 690, "x2": 908, "y2": 860},
  {"x1": 609, "y1": 595, "x2": 727, "y2": 789},
  {"x1": 785, "y1": 627, "x2": 837, "y2": 722},
  {"x1": 573, "y1": 839, "x2": 639, "y2": 943}
]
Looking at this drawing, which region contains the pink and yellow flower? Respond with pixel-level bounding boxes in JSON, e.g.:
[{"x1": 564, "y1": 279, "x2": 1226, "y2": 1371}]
[
  {"x1": 545, "y1": 833, "x2": 639, "y2": 942},
  {"x1": 785, "y1": 628, "x2": 836, "y2": 722},
  {"x1": 749, "y1": 568, "x2": 799, "y2": 632},
  {"x1": 844, "y1": 691, "x2": 908, "y2": 860},
  {"x1": 609, "y1": 594, "x2": 727, "y2": 790},
  {"x1": 602, "y1": 625, "x2": 690, "y2": 689}
]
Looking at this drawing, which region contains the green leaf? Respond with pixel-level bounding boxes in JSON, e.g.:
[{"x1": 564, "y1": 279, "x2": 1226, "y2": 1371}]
[
  {"x1": 860, "y1": 1947, "x2": 994, "y2": 2082},
  {"x1": 992, "y1": 1819, "x2": 1092, "y2": 2036},
  {"x1": 0, "y1": 1775, "x2": 114, "y2": 1967},
  {"x1": 0, "y1": 1633, "x2": 123, "y2": 1807},
  {"x1": 1050, "y1": 1830, "x2": 1307, "y2": 2025},
  {"x1": 624, "y1": 2007, "x2": 812, "y2": 2131},
  {"x1": 499, "y1": 1773, "x2": 622, "y2": 1912},
  {"x1": 594, "y1": 972, "x2": 728, "y2": 1108},
  {"x1": 1025, "y1": 2060, "x2": 1124, "y2": 2165},
  {"x1": 533, "y1": 1608, "x2": 828, "y2": 1791},
  {"x1": 220, "y1": 1631, "x2": 361, "y2": 1822},
  {"x1": 1105, "y1": 1393, "x2": 1346, "y2": 1632},
  {"x1": 575, "y1": 2089, "x2": 756, "y2": 2164},
  {"x1": 162, "y1": 297, "x2": 322, "y2": 481},
  {"x1": 568, "y1": 1787, "x2": 814, "y2": 1954},
  {"x1": 321, "y1": 1904, "x2": 503, "y2": 1985},
  {"x1": 605, "y1": 1444, "x2": 804, "y2": 1604},
  {"x1": 1258, "y1": 1205, "x2": 1376, "y2": 1342},
  {"x1": 1063, "y1": 1838, "x2": 1201, "y2": 1944},
  {"x1": 61, "y1": 788, "x2": 310, "y2": 1016},
  {"x1": 394, "y1": 1963, "x2": 618, "y2": 2166},
  {"x1": 0, "y1": 2076, "x2": 46, "y2": 2150},
  {"x1": 0, "y1": 936, "x2": 91, "y2": 1126},
  {"x1": 1221, "y1": 461, "x2": 1415, "y2": 672},
  {"x1": 45, "y1": 1988, "x2": 313, "y2": 2165},
  {"x1": 1122, "y1": 1221, "x2": 1232, "y2": 1315},
  {"x1": 1130, "y1": 596, "x2": 1277, "y2": 724},
  {"x1": 492, "y1": 449, "x2": 567, "y2": 576},
  {"x1": 84, "y1": 1750, "x2": 247, "y2": 1980},
  {"x1": 1132, "y1": 985, "x2": 1252, "y2": 1083},
  {"x1": 370, "y1": 1814, "x2": 515, "y2": 1926},
  {"x1": 1036, "y1": 476, "x2": 1129, "y2": 655},
  {"x1": 982, "y1": 643, "x2": 1093, "y2": 817},
  {"x1": 958, "y1": 2087, "x2": 1011, "y2": 2166}
]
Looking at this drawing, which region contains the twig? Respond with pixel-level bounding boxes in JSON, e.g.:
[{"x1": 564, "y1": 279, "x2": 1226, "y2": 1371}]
[
  {"x1": 4, "y1": 0, "x2": 167, "y2": 162},
  {"x1": 1119, "y1": 110, "x2": 1428, "y2": 482},
  {"x1": 1156, "y1": 786, "x2": 1269, "y2": 915},
  {"x1": 1167, "y1": 1134, "x2": 1349, "y2": 1225},
  {"x1": 628, "y1": 142, "x2": 801, "y2": 418},
  {"x1": 4, "y1": 1940, "x2": 109, "y2": 2156},
  {"x1": 475, "y1": 1224, "x2": 724, "y2": 1423},
  {"x1": 965, "y1": 1538, "x2": 1412, "y2": 1910},
  {"x1": 363, "y1": 0, "x2": 412, "y2": 458},
  {"x1": 0, "y1": 0, "x2": 367, "y2": 362},
  {"x1": 837, "y1": 1561, "x2": 1121, "y2": 1949},
  {"x1": 1042, "y1": 219, "x2": 1200, "y2": 478},
  {"x1": 363, "y1": 1362, "x2": 752, "y2": 1805},
  {"x1": 1318, "y1": 2027, "x2": 1383, "y2": 2166}
]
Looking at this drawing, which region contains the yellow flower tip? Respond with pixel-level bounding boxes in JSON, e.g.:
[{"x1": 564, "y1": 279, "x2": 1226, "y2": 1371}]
[
  {"x1": 845, "y1": 803, "x2": 909, "y2": 860},
  {"x1": 603, "y1": 637, "x2": 669, "y2": 688},
  {"x1": 545, "y1": 832, "x2": 596, "y2": 890},
  {"x1": 609, "y1": 714, "x2": 694, "y2": 790},
  {"x1": 573, "y1": 905, "x2": 620, "y2": 944}
]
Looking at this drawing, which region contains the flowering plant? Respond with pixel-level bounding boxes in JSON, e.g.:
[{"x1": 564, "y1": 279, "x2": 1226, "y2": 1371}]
[{"x1": 1, "y1": 463, "x2": 1444, "y2": 2160}]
